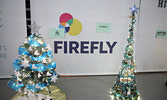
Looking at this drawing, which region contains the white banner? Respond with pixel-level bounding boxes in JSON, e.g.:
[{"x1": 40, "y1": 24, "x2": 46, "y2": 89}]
[
  {"x1": 136, "y1": 0, "x2": 167, "y2": 72},
  {"x1": 31, "y1": 0, "x2": 140, "y2": 75},
  {"x1": 0, "y1": 0, "x2": 26, "y2": 78}
]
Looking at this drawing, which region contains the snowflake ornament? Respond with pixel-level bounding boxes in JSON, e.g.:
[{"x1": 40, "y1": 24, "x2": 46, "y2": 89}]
[
  {"x1": 51, "y1": 74, "x2": 58, "y2": 83},
  {"x1": 21, "y1": 59, "x2": 29, "y2": 68}
]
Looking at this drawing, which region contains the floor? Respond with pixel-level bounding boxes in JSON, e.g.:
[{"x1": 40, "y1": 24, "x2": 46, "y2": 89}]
[{"x1": 0, "y1": 73, "x2": 167, "y2": 100}]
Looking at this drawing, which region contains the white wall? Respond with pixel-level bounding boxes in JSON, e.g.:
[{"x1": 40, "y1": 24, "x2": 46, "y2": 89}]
[
  {"x1": 136, "y1": 0, "x2": 167, "y2": 72},
  {"x1": 0, "y1": 0, "x2": 26, "y2": 78},
  {"x1": 1, "y1": 0, "x2": 167, "y2": 78}
]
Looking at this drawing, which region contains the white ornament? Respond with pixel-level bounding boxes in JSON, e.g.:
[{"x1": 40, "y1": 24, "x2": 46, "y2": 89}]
[
  {"x1": 24, "y1": 88, "x2": 29, "y2": 93},
  {"x1": 16, "y1": 92, "x2": 52, "y2": 100},
  {"x1": 27, "y1": 91, "x2": 35, "y2": 99},
  {"x1": 36, "y1": 93, "x2": 51, "y2": 100},
  {"x1": 46, "y1": 44, "x2": 52, "y2": 50},
  {"x1": 36, "y1": 93, "x2": 45, "y2": 100},
  {"x1": 14, "y1": 70, "x2": 21, "y2": 77},
  {"x1": 42, "y1": 48, "x2": 45, "y2": 52},
  {"x1": 127, "y1": 88, "x2": 131, "y2": 95},
  {"x1": 34, "y1": 50, "x2": 40, "y2": 56},
  {"x1": 42, "y1": 58, "x2": 47, "y2": 63},
  {"x1": 21, "y1": 59, "x2": 29, "y2": 68},
  {"x1": 22, "y1": 73, "x2": 28, "y2": 78},
  {"x1": 17, "y1": 77, "x2": 22, "y2": 81},
  {"x1": 44, "y1": 95, "x2": 52, "y2": 100},
  {"x1": 23, "y1": 88, "x2": 30, "y2": 96},
  {"x1": 17, "y1": 88, "x2": 22, "y2": 93},
  {"x1": 46, "y1": 72, "x2": 51, "y2": 76},
  {"x1": 35, "y1": 84, "x2": 41, "y2": 89},
  {"x1": 38, "y1": 73, "x2": 41, "y2": 78},
  {"x1": 16, "y1": 96, "x2": 28, "y2": 100},
  {"x1": 32, "y1": 64, "x2": 38, "y2": 69},
  {"x1": 29, "y1": 46, "x2": 33, "y2": 51},
  {"x1": 37, "y1": 39, "x2": 44, "y2": 45},
  {"x1": 51, "y1": 74, "x2": 58, "y2": 83}
]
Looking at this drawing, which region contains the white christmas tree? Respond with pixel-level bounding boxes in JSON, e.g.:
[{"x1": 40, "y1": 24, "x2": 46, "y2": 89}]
[{"x1": 8, "y1": 22, "x2": 59, "y2": 100}]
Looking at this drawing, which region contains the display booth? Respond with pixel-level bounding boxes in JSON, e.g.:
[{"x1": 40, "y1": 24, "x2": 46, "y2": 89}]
[{"x1": 0, "y1": 0, "x2": 167, "y2": 78}]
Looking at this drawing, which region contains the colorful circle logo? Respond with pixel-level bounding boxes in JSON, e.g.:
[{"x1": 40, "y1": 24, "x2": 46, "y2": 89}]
[{"x1": 59, "y1": 13, "x2": 82, "y2": 36}]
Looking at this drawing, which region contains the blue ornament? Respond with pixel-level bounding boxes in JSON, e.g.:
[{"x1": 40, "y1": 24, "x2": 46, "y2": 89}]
[
  {"x1": 27, "y1": 83, "x2": 47, "y2": 92},
  {"x1": 47, "y1": 50, "x2": 53, "y2": 58},
  {"x1": 27, "y1": 85, "x2": 40, "y2": 92},
  {"x1": 41, "y1": 43, "x2": 47, "y2": 47},
  {"x1": 8, "y1": 79, "x2": 24, "y2": 90},
  {"x1": 53, "y1": 72, "x2": 57, "y2": 75},
  {"x1": 29, "y1": 63, "x2": 46, "y2": 72},
  {"x1": 29, "y1": 34, "x2": 34, "y2": 38},
  {"x1": 130, "y1": 5, "x2": 139, "y2": 14},
  {"x1": 49, "y1": 69, "x2": 54, "y2": 73},
  {"x1": 47, "y1": 61, "x2": 56, "y2": 69},
  {"x1": 48, "y1": 78, "x2": 51, "y2": 83},
  {"x1": 28, "y1": 38, "x2": 40, "y2": 47},
  {"x1": 31, "y1": 54, "x2": 45, "y2": 62},
  {"x1": 18, "y1": 47, "x2": 29, "y2": 55},
  {"x1": 37, "y1": 56, "x2": 44, "y2": 61},
  {"x1": 42, "y1": 52, "x2": 47, "y2": 57},
  {"x1": 30, "y1": 56, "x2": 38, "y2": 61},
  {"x1": 13, "y1": 59, "x2": 21, "y2": 70},
  {"x1": 37, "y1": 83, "x2": 47, "y2": 89}
]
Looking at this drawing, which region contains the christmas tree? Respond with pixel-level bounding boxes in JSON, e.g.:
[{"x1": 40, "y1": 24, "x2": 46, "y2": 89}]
[
  {"x1": 111, "y1": 5, "x2": 140, "y2": 100},
  {"x1": 7, "y1": 22, "x2": 64, "y2": 100}
]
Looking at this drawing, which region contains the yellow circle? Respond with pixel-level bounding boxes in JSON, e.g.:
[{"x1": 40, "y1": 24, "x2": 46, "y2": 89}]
[{"x1": 68, "y1": 19, "x2": 82, "y2": 36}]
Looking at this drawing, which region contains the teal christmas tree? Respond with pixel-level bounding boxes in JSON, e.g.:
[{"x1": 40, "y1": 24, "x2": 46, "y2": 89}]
[
  {"x1": 111, "y1": 5, "x2": 140, "y2": 100},
  {"x1": 8, "y1": 22, "x2": 59, "y2": 100}
]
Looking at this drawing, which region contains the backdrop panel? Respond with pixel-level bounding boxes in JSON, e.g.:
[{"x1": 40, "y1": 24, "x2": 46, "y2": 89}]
[
  {"x1": 1, "y1": 0, "x2": 166, "y2": 77},
  {"x1": 136, "y1": 0, "x2": 167, "y2": 72},
  {"x1": 31, "y1": 0, "x2": 140, "y2": 75},
  {"x1": 0, "y1": 0, "x2": 26, "y2": 78}
]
